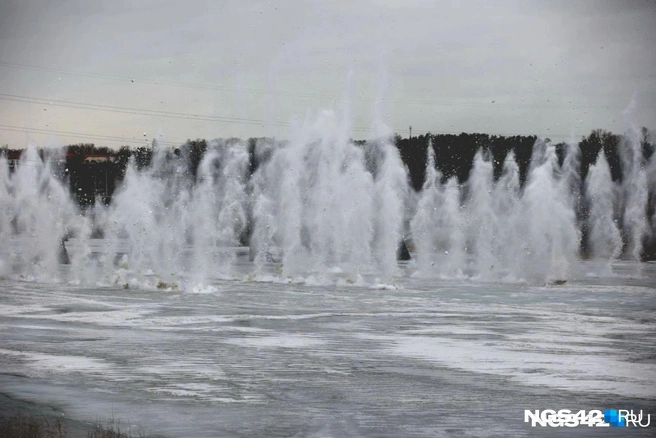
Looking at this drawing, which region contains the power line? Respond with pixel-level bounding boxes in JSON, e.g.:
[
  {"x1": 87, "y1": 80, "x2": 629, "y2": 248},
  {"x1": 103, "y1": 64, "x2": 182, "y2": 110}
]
[
  {"x1": 0, "y1": 60, "x2": 338, "y2": 100},
  {"x1": 0, "y1": 93, "x2": 581, "y2": 139},
  {"x1": 0, "y1": 124, "x2": 180, "y2": 146},
  {"x1": 0, "y1": 93, "x2": 294, "y2": 128},
  {"x1": 0, "y1": 59, "x2": 638, "y2": 110},
  {"x1": 0, "y1": 92, "x2": 404, "y2": 134},
  {"x1": 1, "y1": 92, "x2": 394, "y2": 132},
  {"x1": 0, "y1": 123, "x2": 582, "y2": 151}
]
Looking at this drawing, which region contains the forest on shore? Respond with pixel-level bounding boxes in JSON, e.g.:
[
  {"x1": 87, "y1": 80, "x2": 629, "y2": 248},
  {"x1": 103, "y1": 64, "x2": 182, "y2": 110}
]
[{"x1": 2, "y1": 128, "x2": 655, "y2": 259}]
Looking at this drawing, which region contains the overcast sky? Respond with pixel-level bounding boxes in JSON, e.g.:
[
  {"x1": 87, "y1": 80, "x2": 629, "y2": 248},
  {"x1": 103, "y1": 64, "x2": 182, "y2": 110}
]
[{"x1": 0, "y1": 0, "x2": 654, "y2": 148}]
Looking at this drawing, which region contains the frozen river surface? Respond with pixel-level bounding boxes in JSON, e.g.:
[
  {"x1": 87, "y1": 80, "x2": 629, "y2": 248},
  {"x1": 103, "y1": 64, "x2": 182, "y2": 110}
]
[{"x1": 1, "y1": 262, "x2": 655, "y2": 437}]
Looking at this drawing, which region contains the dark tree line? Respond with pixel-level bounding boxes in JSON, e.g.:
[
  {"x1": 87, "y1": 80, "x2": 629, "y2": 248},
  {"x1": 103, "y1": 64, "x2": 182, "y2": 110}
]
[
  {"x1": 396, "y1": 133, "x2": 540, "y2": 189},
  {"x1": 0, "y1": 129, "x2": 650, "y2": 200},
  {"x1": 1, "y1": 128, "x2": 654, "y2": 258},
  {"x1": 2, "y1": 129, "x2": 641, "y2": 196}
]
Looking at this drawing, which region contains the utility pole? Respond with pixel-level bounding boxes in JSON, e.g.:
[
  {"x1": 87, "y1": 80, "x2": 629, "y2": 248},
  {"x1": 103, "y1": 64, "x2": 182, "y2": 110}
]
[{"x1": 409, "y1": 125, "x2": 412, "y2": 139}]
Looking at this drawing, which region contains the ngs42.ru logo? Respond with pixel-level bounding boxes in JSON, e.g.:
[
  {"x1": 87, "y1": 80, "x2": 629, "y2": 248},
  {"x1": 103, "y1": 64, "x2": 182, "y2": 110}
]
[{"x1": 525, "y1": 409, "x2": 651, "y2": 427}]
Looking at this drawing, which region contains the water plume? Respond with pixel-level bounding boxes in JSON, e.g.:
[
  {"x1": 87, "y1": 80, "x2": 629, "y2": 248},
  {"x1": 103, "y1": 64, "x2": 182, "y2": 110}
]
[
  {"x1": 98, "y1": 140, "x2": 249, "y2": 289},
  {"x1": 0, "y1": 143, "x2": 90, "y2": 282},
  {"x1": 411, "y1": 139, "x2": 580, "y2": 283},
  {"x1": 586, "y1": 151, "x2": 622, "y2": 262},
  {"x1": 410, "y1": 144, "x2": 466, "y2": 278},
  {"x1": 250, "y1": 108, "x2": 406, "y2": 282},
  {"x1": 1, "y1": 100, "x2": 654, "y2": 288},
  {"x1": 619, "y1": 126, "x2": 648, "y2": 262},
  {"x1": 520, "y1": 140, "x2": 580, "y2": 282}
]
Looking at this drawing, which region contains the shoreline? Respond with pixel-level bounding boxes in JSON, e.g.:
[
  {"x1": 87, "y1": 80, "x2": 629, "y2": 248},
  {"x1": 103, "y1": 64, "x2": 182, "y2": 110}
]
[{"x1": 0, "y1": 388, "x2": 156, "y2": 438}]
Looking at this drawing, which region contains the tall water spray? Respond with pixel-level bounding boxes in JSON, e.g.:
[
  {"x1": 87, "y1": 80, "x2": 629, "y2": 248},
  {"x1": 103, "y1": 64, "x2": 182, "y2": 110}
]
[
  {"x1": 250, "y1": 109, "x2": 406, "y2": 281},
  {"x1": 0, "y1": 144, "x2": 91, "y2": 281},
  {"x1": 619, "y1": 126, "x2": 649, "y2": 262},
  {"x1": 410, "y1": 144, "x2": 466, "y2": 278},
  {"x1": 586, "y1": 151, "x2": 622, "y2": 262},
  {"x1": 364, "y1": 137, "x2": 408, "y2": 277},
  {"x1": 0, "y1": 155, "x2": 12, "y2": 276},
  {"x1": 648, "y1": 135, "x2": 656, "y2": 240},
  {"x1": 410, "y1": 139, "x2": 580, "y2": 283},
  {"x1": 489, "y1": 152, "x2": 522, "y2": 274},
  {"x1": 465, "y1": 151, "x2": 499, "y2": 278},
  {"x1": 188, "y1": 145, "x2": 249, "y2": 282},
  {"x1": 1, "y1": 101, "x2": 655, "y2": 288},
  {"x1": 518, "y1": 140, "x2": 581, "y2": 281},
  {"x1": 98, "y1": 140, "x2": 249, "y2": 289}
]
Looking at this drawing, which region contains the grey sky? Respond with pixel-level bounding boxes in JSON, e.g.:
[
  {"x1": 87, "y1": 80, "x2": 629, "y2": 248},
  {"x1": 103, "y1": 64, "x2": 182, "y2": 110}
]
[{"x1": 0, "y1": 0, "x2": 654, "y2": 148}]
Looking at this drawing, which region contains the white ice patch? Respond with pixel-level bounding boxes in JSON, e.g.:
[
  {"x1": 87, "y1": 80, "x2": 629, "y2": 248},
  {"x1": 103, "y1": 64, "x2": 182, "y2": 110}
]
[
  {"x1": 368, "y1": 282, "x2": 400, "y2": 290},
  {"x1": 222, "y1": 334, "x2": 326, "y2": 349},
  {"x1": 0, "y1": 348, "x2": 110, "y2": 374},
  {"x1": 370, "y1": 334, "x2": 656, "y2": 399},
  {"x1": 189, "y1": 283, "x2": 220, "y2": 294}
]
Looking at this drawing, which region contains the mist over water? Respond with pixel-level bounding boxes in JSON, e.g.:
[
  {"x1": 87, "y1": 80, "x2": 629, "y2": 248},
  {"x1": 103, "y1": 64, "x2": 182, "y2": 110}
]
[
  {"x1": 96, "y1": 139, "x2": 250, "y2": 290},
  {"x1": 0, "y1": 103, "x2": 655, "y2": 290},
  {"x1": 250, "y1": 109, "x2": 407, "y2": 283},
  {"x1": 410, "y1": 139, "x2": 582, "y2": 282},
  {"x1": 410, "y1": 143, "x2": 467, "y2": 278},
  {"x1": 621, "y1": 126, "x2": 649, "y2": 263},
  {"x1": 586, "y1": 151, "x2": 622, "y2": 263},
  {"x1": 0, "y1": 144, "x2": 91, "y2": 281}
]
